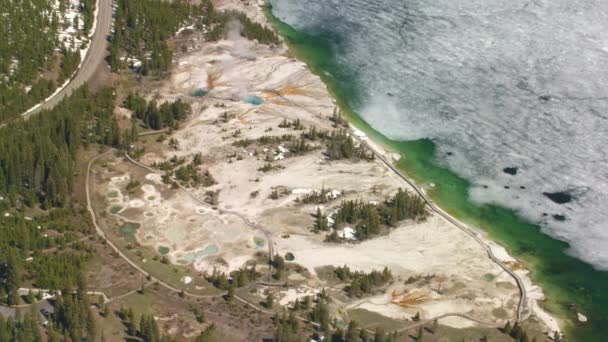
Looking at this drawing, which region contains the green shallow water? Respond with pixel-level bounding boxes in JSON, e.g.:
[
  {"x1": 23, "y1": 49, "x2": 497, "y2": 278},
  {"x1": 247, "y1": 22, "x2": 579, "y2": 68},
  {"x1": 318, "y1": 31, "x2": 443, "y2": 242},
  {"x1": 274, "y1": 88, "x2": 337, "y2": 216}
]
[
  {"x1": 191, "y1": 88, "x2": 207, "y2": 97},
  {"x1": 254, "y1": 236, "x2": 266, "y2": 248},
  {"x1": 265, "y1": 5, "x2": 608, "y2": 340},
  {"x1": 183, "y1": 244, "x2": 219, "y2": 263},
  {"x1": 110, "y1": 206, "x2": 123, "y2": 214},
  {"x1": 120, "y1": 222, "x2": 140, "y2": 242}
]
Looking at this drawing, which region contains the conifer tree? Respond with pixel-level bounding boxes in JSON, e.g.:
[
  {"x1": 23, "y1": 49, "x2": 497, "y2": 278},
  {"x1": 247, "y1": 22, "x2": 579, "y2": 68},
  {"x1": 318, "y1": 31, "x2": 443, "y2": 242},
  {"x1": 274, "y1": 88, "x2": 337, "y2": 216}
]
[{"x1": 504, "y1": 320, "x2": 512, "y2": 334}]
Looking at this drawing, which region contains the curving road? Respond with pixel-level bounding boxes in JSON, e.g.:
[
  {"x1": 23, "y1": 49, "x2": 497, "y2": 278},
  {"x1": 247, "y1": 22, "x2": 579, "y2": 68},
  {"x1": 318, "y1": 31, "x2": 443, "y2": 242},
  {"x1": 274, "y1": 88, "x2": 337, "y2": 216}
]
[{"x1": 20, "y1": 0, "x2": 113, "y2": 120}]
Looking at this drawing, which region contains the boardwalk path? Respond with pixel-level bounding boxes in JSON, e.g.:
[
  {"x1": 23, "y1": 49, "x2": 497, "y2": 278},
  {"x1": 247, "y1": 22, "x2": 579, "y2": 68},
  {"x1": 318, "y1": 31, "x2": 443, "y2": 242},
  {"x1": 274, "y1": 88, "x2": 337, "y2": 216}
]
[{"x1": 268, "y1": 89, "x2": 526, "y2": 322}]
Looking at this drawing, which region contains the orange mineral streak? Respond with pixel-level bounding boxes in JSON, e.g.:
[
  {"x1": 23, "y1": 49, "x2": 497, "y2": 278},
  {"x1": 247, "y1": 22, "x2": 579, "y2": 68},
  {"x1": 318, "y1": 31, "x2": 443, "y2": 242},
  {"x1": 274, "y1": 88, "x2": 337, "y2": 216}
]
[
  {"x1": 391, "y1": 289, "x2": 428, "y2": 308},
  {"x1": 207, "y1": 71, "x2": 222, "y2": 90},
  {"x1": 279, "y1": 85, "x2": 310, "y2": 96}
]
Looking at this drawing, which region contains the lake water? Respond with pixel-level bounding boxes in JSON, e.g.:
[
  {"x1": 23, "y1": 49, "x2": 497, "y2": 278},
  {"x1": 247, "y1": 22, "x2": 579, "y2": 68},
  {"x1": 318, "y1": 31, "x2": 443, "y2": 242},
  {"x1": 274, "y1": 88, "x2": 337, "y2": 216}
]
[{"x1": 269, "y1": 0, "x2": 608, "y2": 338}]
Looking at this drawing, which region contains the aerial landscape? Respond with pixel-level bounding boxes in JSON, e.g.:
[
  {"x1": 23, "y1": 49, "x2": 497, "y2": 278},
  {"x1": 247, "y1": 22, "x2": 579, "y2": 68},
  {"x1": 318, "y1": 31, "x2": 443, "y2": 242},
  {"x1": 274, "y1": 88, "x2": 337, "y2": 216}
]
[{"x1": 0, "y1": 0, "x2": 606, "y2": 341}]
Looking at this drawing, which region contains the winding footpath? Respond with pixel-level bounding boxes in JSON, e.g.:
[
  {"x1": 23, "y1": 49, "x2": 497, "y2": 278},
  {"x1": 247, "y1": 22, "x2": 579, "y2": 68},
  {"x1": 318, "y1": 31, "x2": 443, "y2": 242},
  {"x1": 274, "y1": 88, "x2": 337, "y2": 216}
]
[
  {"x1": 122, "y1": 154, "x2": 276, "y2": 271},
  {"x1": 86, "y1": 152, "x2": 219, "y2": 299},
  {"x1": 82, "y1": 97, "x2": 517, "y2": 335},
  {"x1": 121, "y1": 148, "x2": 502, "y2": 329},
  {"x1": 354, "y1": 135, "x2": 527, "y2": 322},
  {"x1": 270, "y1": 89, "x2": 527, "y2": 323},
  {"x1": 86, "y1": 146, "x2": 500, "y2": 335},
  {"x1": 85, "y1": 152, "x2": 289, "y2": 321}
]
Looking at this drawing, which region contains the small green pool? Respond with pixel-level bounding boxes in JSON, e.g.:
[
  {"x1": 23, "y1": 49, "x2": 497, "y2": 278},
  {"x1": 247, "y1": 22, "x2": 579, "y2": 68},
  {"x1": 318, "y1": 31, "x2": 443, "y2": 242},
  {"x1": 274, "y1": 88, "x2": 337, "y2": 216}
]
[
  {"x1": 254, "y1": 237, "x2": 266, "y2": 248},
  {"x1": 245, "y1": 95, "x2": 263, "y2": 105},
  {"x1": 201, "y1": 244, "x2": 218, "y2": 255},
  {"x1": 120, "y1": 222, "x2": 140, "y2": 241},
  {"x1": 191, "y1": 88, "x2": 207, "y2": 97},
  {"x1": 158, "y1": 246, "x2": 170, "y2": 255},
  {"x1": 183, "y1": 244, "x2": 219, "y2": 263},
  {"x1": 285, "y1": 252, "x2": 295, "y2": 261},
  {"x1": 110, "y1": 206, "x2": 123, "y2": 214},
  {"x1": 182, "y1": 254, "x2": 195, "y2": 263}
]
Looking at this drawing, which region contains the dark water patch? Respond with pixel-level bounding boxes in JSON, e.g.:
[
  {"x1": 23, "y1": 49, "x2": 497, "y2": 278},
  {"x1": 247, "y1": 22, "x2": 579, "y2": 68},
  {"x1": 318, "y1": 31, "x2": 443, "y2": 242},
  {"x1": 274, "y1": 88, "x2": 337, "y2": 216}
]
[
  {"x1": 503, "y1": 167, "x2": 518, "y2": 175},
  {"x1": 285, "y1": 252, "x2": 295, "y2": 261},
  {"x1": 553, "y1": 214, "x2": 566, "y2": 222},
  {"x1": 158, "y1": 246, "x2": 170, "y2": 255},
  {"x1": 544, "y1": 192, "x2": 573, "y2": 204}
]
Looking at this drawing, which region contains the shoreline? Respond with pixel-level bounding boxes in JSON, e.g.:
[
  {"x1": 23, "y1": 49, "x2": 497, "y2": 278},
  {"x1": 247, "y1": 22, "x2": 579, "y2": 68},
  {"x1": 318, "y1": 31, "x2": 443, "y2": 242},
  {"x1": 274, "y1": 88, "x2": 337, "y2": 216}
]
[
  {"x1": 348, "y1": 125, "x2": 561, "y2": 333},
  {"x1": 269, "y1": 71, "x2": 562, "y2": 333},
  {"x1": 254, "y1": 1, "x2": 566, "y2": 336}
]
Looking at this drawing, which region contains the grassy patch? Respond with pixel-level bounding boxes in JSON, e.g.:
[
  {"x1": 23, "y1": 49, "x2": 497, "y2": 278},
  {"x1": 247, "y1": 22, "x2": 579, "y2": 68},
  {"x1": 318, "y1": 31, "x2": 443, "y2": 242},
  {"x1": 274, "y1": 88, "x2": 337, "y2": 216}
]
[
  {"x1": 347, "y1": 308, "x2": 405, "y2": 331},
  {"x1": 483, "y1": 273, "x2": 496, "y2": 282}
]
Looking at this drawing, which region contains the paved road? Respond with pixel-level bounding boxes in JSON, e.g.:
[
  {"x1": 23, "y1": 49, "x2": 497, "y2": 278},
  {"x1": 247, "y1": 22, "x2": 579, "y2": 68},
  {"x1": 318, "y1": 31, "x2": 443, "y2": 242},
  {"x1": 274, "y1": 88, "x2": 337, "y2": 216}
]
[{"x1": 20, "y1": 0, "x2": 113, "y2": 119}]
